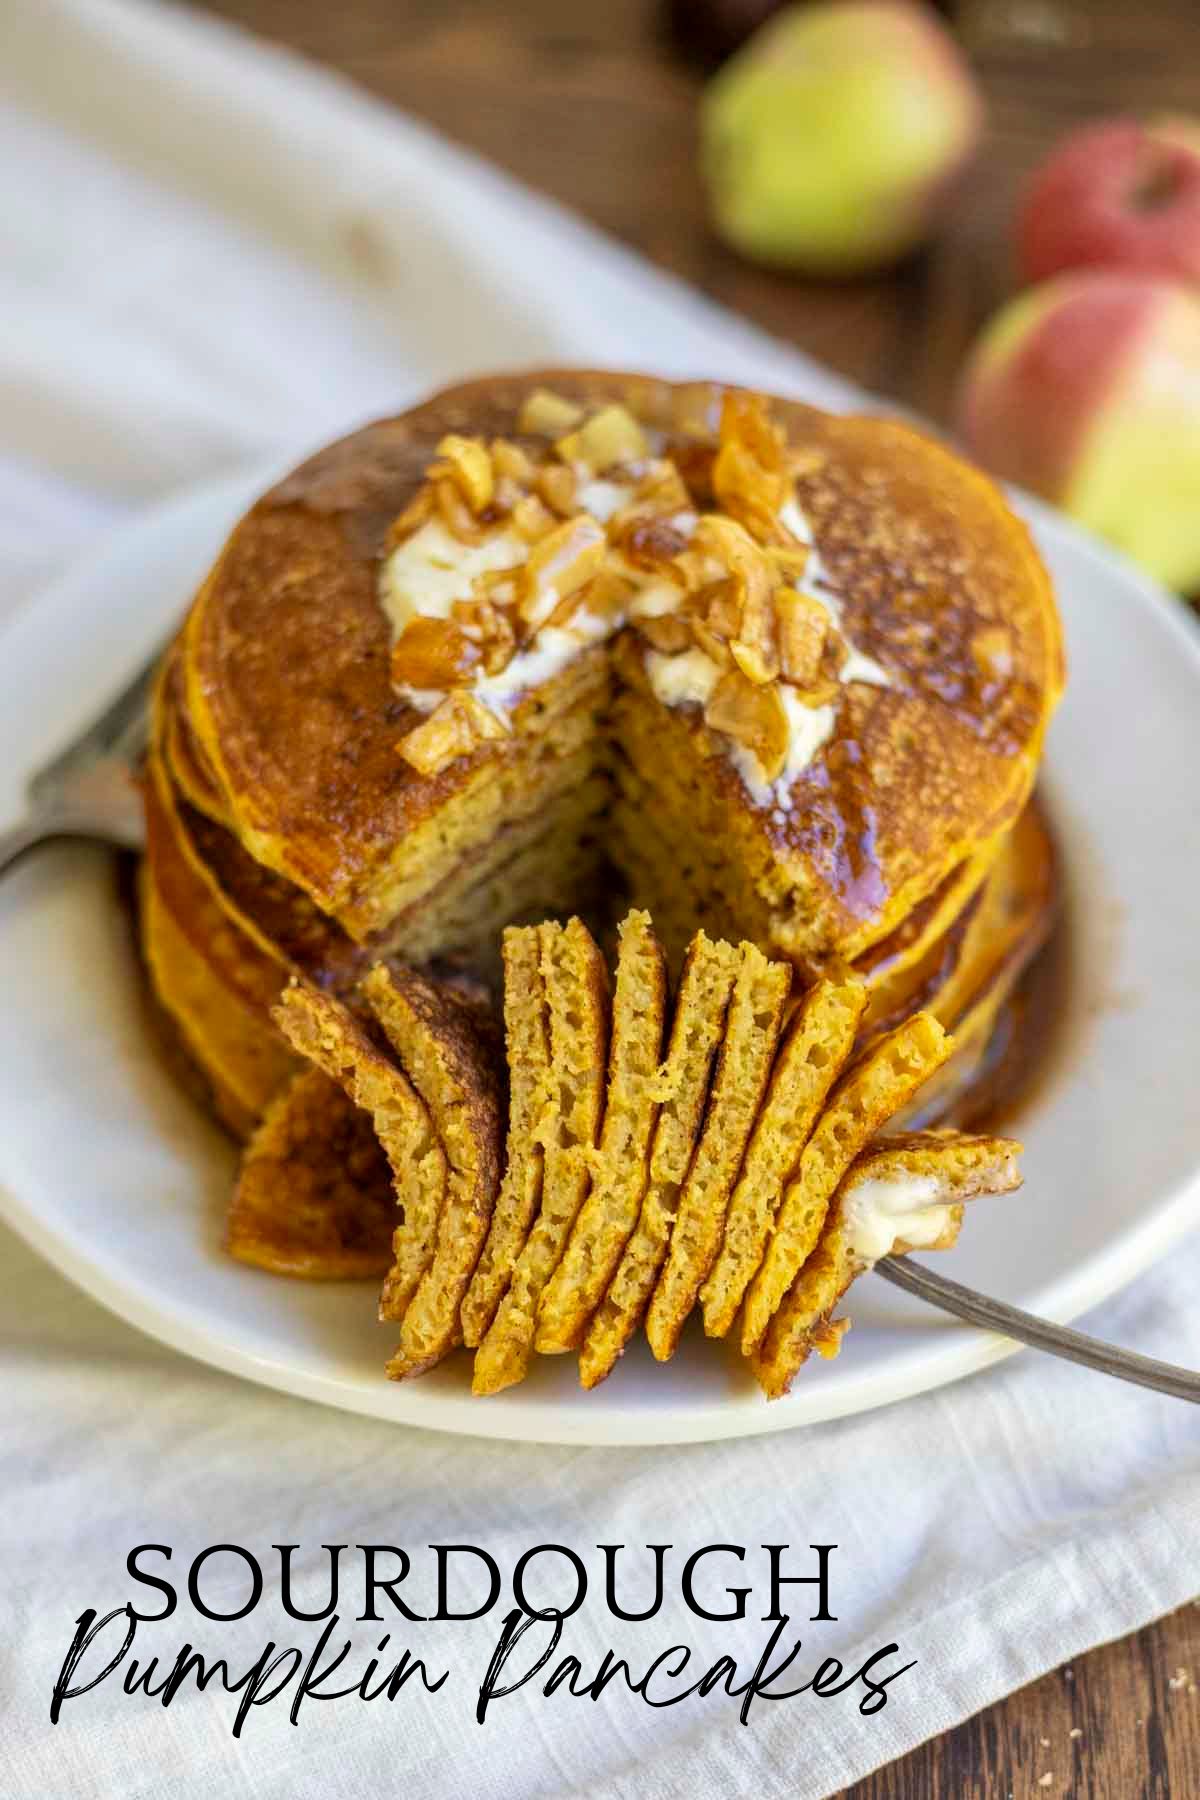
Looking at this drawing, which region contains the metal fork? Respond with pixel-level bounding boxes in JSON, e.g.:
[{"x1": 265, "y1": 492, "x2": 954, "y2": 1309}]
[
  {"x1": 878, "y1": 1256, "x2": 1200, "y2": 1402},
  {"x1": 0, "y1": 642, "x2": 161, "y2": 877}
]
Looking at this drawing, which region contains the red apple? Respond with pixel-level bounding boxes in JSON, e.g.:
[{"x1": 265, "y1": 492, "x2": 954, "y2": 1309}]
[
  {"x1": 1018, "y1": 116, "x2": 1200, "y2": 288},
  {"x1": 956, "y1": 271, "x2": 1200, "y2": 591}
]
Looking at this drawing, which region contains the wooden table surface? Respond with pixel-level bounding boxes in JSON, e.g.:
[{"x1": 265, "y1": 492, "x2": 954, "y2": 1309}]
[{"x1": 198, "y1": 2, "x2": 1199, "y2": 1791}]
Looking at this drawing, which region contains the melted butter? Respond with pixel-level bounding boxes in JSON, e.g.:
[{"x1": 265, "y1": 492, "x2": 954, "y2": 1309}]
[
  {"x1": 382, "y1": 510, "x2": 626, "y2": 718},
  {"x1": 732, "y1": 691, "x2": 837, "y2": 806},
  {"x1": 473, "y1": 607, "x2": 615, "y2": 713},
  {"x1": 841, "y1": 1172, "x2": 956, "y2": 1265},
  {"x1": 575, "y1": 477, "x2": 635, "y2": 522},
  {"x1": 805, "y1": 582, "x2": 892, "y2": 689},
  {"x1": 645, "y1": 646, "x2": 721, "y2": 709},
  {"x1": 380, "y1": 519, "x2": 525, "y2": 635}
]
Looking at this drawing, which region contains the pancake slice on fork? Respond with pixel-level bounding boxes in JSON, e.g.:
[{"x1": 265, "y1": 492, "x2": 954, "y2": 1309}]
[
  {"x1": 472, "y1": 918, "x2": 609, "y2": 1395},
  {"x1": 644, "y1": 943, "x2": 791, "y2": 1362},
  {"x1": 460, "y1": 925, "x2": 553, "y2": 1347},
  {"x1": 577, "y1": 931, "x2": 740, "y2": 1389},
  {"x1": 700, "y1": 969, "x2": 867, "y2": 1339},
  {"x1": 752, "y1": 1130, "x2": 1023, "y2": 1398},
  {"x1": 536, "y1": 910, "x2": 668, "y2": 1354},
  {"x1": 740, "y1": 1012, "x2": 954, "y2": 1355}
]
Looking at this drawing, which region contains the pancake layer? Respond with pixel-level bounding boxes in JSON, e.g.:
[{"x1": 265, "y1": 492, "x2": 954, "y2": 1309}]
[
  {"x1": 472, "y1": 918, "x2": 608, "y2": 1395},
  {"x1": 578, "y1": 932, "x2": 740, "y2": 1389},
  {"x1": 536, "y1": 910, "x2": 668, "y2": 1354},
  {"x1": 226, "y1": 1069, "x2": 395, "y2": 1279},
  {"x1": 177, "y1": 371, "x2": 1063, "y2": 964}
]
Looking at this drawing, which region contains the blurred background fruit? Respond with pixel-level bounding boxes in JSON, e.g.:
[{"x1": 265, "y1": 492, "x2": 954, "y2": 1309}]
[
  {"x1": 700, "y1": 0, "x2": 983, "y2": 275},
  {"x1": 1018, "y1": 116, "x2": 1200, "y2": 288},
  {"x1": 200, "y1": 0, "x2": 1200, "y2": 597},
  {"x1": 957, "y1": 271, "x2": 1200, "y2": 591}
]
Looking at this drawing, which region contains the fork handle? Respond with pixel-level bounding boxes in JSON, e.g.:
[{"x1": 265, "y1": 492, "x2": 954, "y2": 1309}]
[
  {"x1": 0, "y1": 811, "x2": 139, "y2": 879},
  {"x1": 877, "y1": 1256, "x2": 1200, "y2": 1403},
  {"x1": 0, "y1": 815, "x2": 58, "y2": 879}
]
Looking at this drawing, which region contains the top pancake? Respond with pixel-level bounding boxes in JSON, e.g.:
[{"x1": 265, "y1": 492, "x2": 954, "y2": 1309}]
[{"x1": 182, "y1": 369, "x2": 1063, "y2": 961}]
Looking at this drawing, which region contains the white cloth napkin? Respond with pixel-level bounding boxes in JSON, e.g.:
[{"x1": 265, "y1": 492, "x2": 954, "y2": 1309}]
[{"x1": 1, "y1": 4, "x2": 1198, "y2": 1796}]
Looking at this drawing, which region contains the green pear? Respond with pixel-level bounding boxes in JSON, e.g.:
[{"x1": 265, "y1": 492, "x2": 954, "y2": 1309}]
[{"x1": 702, "y1": 1, "x2": 983, "y2": 275}]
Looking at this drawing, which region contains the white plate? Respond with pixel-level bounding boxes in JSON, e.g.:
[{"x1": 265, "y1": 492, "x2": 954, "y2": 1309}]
[{"x1": 1, "y1": 468, "x2": 1199, "y2": 1445}]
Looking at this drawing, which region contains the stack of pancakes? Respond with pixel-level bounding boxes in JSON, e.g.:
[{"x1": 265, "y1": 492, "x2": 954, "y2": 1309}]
[{"x1": 138, "y1": 369, "x2": 1063, "y2": 1388}]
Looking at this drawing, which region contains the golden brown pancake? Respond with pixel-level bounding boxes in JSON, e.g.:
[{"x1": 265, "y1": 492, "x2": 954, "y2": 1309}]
[
  {"x1": 854, "y1": 833, "x2": 1000, "y2": 995},
  {"x1": 752, "y1": 1130, "x2": 1023, "y2": 1398},
  {"x1": 179, "y1": 371, "x2": 1062, "y2": 964},
  {"x1": 164, "y1": 634, "x2": 614, "y2": 990},
  {"x1": 139, "y1": 865, "x2": 284, "y2": 1137},
  {"x1": 740, "y1": 1011, "x2": 953, "y2": 1353},
  {"x1": 161, "y1": 645, "x2": 234, "y2": 828},
  {"x1": 136, "y1": 863, "x2": 263, "y2": 1138},
  {"x1": 578, "y1": 931, "x2": 739, "y2": 1389},
  {"x1": 645, "y1": 943, "x2": 791, "y2": 1361},
  {"x1": 226, "y1": 1068, "x2": 396, "y2": 1280},
  {"x1": 699, "y1": 969, "x2": 866, "y2": 1339},
  {"x1": 148, "y1": 652, "x2": 370, "y2": 991},
  {"x1": 139, "y1": 367, "x2": 1066, "y2": 1405},
  {"x1": 927, "y1": 795, "x2": 1055, "y2": 1038},
  {"x1": 140, "y1": 759, "x2": 297, "y2": 1130},
  {"x1": 536, "y1": 910, "x2": 668, "y2": 1354},
  {"x1": 271, "y1": 979, "x2": 448, "y2": 1333},
  {"x1": 361, "y1": 964, "x2": 504, "y2": 1369},
  {"x1": 472, "y1": 918, "x2": 608, "y2": 1394},
  {"x1": 459, "y1": 925, "x2": 553, "y2": 1346}
]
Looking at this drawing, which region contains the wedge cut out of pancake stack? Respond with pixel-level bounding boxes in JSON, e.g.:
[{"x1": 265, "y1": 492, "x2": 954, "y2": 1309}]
[
  {"x1": 228, "y1": 912, "x2": 1022, "y2": 1399},
  {"x1": 134, "y1": 368, "x2": 1064, "y2": 1399}
]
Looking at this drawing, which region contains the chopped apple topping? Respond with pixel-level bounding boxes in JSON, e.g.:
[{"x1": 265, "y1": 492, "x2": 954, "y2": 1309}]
[
  {"x1": 517, "y1": 388, "x2": 584, "y2": 437},
  {"x1": 390, "y1": 616, "x2": 482, "y2": 690},
  {"x1": 689, "y1": 611, "x2": 735, "y2": 670},
  {"x1": 705, "y1": 670, "x2": 790, "y2": 784},
  {"x1": 712, "y1": 392, "x2": 791, "y2": 541},
  {"x1": 432, "y1": 474, "x2": 489, "y2": 545},
  {"x1": 398, "y1": 690, "x2": 509, "y2": 777},
  {"x1": 519, "y1": 516, "x2": 607, "y2": 630},
  {"x1": 535, "y1": 462, "x2": 578, "y2": 517},
  {"x1": 775, "y1": 588, "x2": 829, "y2": 689},
  {"x1": 510, "y1": 494, "x2": 559, "y2": 544},
  {"x1": 490, "y1": 438, "x2": 535, "y2": 486},
  {"x1": 556, "y1": 403, "x2": 648, "y2": 472},
  {"x1": 380, "y1": 388, "x2": 890, "y2": 786},
  {"x1": 451, "y1": 597, "x2": 517, "y2": 675},
  {"x1": 637, "y1": 613, "x2": 692, "y2": 655},
  {"x1": 429, "y1": 434, "x2": 494, "y2": 514}
]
